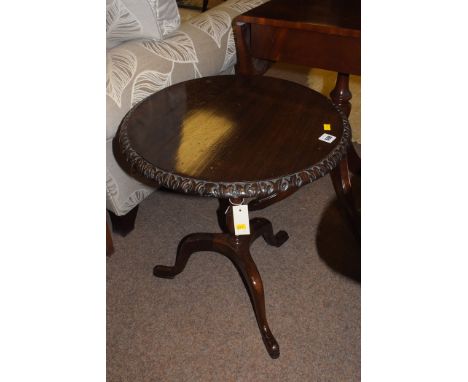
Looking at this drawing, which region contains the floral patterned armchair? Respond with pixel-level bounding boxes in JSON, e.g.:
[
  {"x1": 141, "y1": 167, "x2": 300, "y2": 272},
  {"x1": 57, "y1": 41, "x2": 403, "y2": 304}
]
[{"x1": 106, "y1": 0, "x2": 269, "y2": 236}]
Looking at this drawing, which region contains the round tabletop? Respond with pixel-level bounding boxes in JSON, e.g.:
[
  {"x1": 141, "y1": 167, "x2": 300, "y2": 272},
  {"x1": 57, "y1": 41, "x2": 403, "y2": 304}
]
[{"x1": 116, "y1": 75, "x2": 351, "y2": 198}]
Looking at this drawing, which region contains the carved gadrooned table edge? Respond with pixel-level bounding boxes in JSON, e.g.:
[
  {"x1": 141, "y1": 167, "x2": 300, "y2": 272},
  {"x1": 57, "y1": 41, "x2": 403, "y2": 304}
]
[{"x1": 117, "y1": 98, "x2": 351, "y2": 199}]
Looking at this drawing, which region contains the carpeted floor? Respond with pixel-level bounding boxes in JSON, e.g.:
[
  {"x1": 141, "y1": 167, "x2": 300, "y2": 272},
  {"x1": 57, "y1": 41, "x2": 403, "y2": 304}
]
[{"x1": 107, "y1": 155, "x2": 361, "y2": 381}]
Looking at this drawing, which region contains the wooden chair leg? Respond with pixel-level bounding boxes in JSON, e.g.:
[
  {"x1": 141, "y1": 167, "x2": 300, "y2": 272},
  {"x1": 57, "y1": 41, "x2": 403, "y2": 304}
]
[{"x1": 106, "y1": 221, "x2": 114, "y2": 256}]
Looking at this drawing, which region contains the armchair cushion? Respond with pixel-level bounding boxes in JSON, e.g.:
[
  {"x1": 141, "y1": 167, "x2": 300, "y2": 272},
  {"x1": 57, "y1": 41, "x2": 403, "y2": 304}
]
[
  {"x1": 106, "y1": 0, "x2": 180, "y2": 50},
  {"x1": 106, "y1": 0, "x2": 271, "y2": 216}
]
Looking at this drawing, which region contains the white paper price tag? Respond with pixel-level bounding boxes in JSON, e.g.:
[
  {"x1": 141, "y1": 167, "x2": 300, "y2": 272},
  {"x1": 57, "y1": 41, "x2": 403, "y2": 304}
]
[
  {"x1": 318, "y1": 133, "x2": 336, "y2": 143},
  {"x1": 233, "y1": 205, "x2": 250, "y2": 235}
]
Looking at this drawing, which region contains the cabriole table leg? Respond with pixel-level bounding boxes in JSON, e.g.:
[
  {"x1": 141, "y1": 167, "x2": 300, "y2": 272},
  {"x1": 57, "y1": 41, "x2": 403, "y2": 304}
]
[{"x1": 153, "y1": 198, "x2": 288, "y2": 358}]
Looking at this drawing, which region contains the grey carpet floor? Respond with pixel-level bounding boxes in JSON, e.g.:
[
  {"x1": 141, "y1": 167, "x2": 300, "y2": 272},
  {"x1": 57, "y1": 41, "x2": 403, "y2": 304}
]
[{"x1": 107, "y1": 155, "x2": 361, "y2": 381}]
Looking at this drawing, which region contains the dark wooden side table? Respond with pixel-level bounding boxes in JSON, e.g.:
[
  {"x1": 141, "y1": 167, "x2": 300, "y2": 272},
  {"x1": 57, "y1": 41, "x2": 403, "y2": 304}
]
[
  {"x1": 233, "y1": 0, "x2": 361, "y2": 171},
  {"x1": 114, "y1": 75, "x2": 356, "y2": 358}
]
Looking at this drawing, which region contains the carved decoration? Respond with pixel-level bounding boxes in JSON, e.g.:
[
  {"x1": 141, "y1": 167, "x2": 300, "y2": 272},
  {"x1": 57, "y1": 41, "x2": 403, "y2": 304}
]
[{"x1": 117, "y1": 103, "x2": 351, "y2": 199}]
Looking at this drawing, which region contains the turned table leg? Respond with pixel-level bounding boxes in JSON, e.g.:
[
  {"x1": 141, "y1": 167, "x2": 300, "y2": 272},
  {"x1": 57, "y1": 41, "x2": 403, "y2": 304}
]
[
  {"x1": 330, "y1": 72, "x2": 361, "y2": 175},
  {"x1": 153, "y1": 198, "x2": 288, "y2": 358}
]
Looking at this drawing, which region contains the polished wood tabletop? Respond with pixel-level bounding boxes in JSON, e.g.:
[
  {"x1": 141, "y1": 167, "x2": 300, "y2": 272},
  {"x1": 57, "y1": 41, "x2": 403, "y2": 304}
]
[
  {"x1": 235, "y1": 0, "x2": 360, "y2": 76},
  {"x1": 238, "y1": 0, "x2": 360, "y2": 37},
  {"x1": 116, "y1": 75, "x2": 350, "y2": 198}
]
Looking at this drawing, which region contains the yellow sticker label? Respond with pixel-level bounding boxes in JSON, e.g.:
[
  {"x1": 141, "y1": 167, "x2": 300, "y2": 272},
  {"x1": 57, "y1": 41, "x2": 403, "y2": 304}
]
[
  {"x1": 323, "y1": 123, "x2": 331, "y2": 131},
  {"x1": 236, "y1": 224, "x2": 247, "y2": 230}
]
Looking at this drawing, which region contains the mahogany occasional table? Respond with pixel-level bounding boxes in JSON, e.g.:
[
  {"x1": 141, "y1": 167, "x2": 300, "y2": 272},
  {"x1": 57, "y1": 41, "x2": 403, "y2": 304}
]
[{"x1": 114, "y1": 75, "x2": 356, "y2": 359}]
